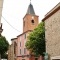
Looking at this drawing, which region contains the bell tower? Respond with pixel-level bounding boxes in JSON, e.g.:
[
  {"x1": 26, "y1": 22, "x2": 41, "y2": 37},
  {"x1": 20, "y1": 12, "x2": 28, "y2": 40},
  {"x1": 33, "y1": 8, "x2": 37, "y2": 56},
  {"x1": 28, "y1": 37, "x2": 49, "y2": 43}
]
[{"x1": 23, "y1": 3, "x2": 39, "y2": 32}]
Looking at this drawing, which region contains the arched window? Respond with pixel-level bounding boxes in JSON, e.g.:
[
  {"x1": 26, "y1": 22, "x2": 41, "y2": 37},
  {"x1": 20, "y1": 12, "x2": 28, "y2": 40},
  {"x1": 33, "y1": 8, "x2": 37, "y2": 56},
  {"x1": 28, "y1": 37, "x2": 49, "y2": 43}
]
[{"x1": 31, "y1": 19, "x2": 34, "y2": 24}]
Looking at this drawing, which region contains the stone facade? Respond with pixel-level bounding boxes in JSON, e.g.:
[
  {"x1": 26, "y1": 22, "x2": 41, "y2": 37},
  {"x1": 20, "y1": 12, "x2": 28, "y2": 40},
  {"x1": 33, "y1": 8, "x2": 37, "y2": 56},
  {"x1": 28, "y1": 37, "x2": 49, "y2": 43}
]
[
  {"x1": 42, "y1": 2, "x2": 60, "y2": 60},
  {"x1": 8, "y1": 44, "x2": 14, "y2": 60},
  {"x1": 8, "y1": 38, "x2": 17, "y2": 60}
]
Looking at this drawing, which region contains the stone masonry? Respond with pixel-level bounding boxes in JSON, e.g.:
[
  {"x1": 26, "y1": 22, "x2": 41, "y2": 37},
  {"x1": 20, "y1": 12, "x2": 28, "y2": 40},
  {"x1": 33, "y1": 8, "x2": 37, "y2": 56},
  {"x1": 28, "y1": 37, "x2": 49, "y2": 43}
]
[{"x1": 42, "y1": 2, "x2": 60, "y2": 60}]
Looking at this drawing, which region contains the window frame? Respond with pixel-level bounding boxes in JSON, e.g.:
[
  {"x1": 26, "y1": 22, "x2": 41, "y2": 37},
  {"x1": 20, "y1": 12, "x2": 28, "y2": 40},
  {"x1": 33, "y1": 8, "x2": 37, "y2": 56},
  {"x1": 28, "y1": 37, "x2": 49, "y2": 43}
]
[
  {"x1": 20, "y1": 49, "x2": 21, "y2": 54},
  {"x1": 24, "y1": 48, "x2": 26, "y2": 54}
]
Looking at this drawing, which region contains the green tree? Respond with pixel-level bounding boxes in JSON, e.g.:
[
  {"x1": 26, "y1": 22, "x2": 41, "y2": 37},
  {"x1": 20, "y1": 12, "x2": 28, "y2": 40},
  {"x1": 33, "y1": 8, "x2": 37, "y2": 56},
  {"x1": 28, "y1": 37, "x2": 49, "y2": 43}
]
[
  {"x1": 26, "y1": 22, "x2": 45, "y2": 56},
  {"x1": 0, "y1": 35, "x2": 9, "y2": 60}
]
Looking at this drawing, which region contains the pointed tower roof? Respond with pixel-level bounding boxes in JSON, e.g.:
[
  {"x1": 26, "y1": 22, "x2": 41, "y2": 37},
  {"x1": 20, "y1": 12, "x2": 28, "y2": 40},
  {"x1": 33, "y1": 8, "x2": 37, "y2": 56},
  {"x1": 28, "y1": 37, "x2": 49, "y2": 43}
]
[{"x1": 27, "y1": 3, "x2": 35, "y2": 15}]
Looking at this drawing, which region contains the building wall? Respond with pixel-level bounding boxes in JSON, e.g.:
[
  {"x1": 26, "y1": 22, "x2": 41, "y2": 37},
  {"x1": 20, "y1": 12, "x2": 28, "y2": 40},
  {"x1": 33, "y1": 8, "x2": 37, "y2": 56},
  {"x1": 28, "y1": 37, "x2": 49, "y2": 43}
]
[
  {"x1": 16, "y1": 31, "x2": 31, "y2": 60},
  {"x1": 0, "y1": 0, "x2": 3, "y2": 34},
  {"x1": 45, "y1": 10, "x2": 60, "y2": 59},
  {"x1": 8, "y1": 45, "x2": 11, "y2": 60},
  {"x1": 8, "y1": 44, "x2": 14, "y2": 60},
  {"x1": 16, "y1": 31, "x2": 44, "y2": 60},
  {"x1": 8, "y1": 38, "x2": 17, "y2": 60},
  {"x1": 17, "y1": 56, "x2": 29, "y2": 60},
  {"x1": 17, "y1": 13, "x2": 39, "y2": 60},
  {"x1": 0, "y1": 0, "x2": 3, "y2": 23},
  {"x1": 23, "y1": 14, "x2": 38, "y2": 32}
]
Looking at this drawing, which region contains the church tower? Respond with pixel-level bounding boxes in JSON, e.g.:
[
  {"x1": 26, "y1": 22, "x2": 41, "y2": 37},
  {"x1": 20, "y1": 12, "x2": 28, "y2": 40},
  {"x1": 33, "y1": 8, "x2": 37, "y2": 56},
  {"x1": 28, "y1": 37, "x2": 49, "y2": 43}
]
[
  {"x1": 23, "y1": 3, "x2": 39, "y2": 32},
  {"x1": 8, "y1": 1, "x2": 39, "y2": 60}
]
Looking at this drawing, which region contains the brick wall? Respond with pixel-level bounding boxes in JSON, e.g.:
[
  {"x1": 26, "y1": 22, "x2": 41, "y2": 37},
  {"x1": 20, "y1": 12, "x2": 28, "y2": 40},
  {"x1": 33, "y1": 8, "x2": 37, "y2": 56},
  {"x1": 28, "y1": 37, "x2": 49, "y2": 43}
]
[{"x1": 23, "y1": 14, "x2": 38, "y2": 32}]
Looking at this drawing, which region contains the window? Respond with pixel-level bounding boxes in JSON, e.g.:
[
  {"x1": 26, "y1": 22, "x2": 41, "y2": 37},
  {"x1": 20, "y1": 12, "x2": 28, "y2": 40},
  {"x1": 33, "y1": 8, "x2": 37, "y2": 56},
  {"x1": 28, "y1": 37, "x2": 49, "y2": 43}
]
[
  {"x1": 24, "y1": 21, "x2": 25, "y2": 27},
  {"x1": 31, "y1": 20, "x2": 34, "y2": 24},
  {"x1": 20, "y1": 42, "x2": 21, "y2": 47},
  {"x1": 24, "y1": 48, "x2": 26, "y2": 54},
  {"x1": 14, "y1": 42, "x2": 17, "y2": 55},
  {"x1": 20, "y1": 49, "x2": 21, "y2": 54},
  {"x1": 24, "y1": 34, "x2": 26, "y2": 39}
]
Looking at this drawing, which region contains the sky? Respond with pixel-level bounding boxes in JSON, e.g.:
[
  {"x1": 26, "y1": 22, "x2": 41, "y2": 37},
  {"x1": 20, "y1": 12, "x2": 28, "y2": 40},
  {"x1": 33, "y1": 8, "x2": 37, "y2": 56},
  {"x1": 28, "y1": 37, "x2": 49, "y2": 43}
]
[{"x1": 1, "y1": 0, "x2": 60, "y2": 44}]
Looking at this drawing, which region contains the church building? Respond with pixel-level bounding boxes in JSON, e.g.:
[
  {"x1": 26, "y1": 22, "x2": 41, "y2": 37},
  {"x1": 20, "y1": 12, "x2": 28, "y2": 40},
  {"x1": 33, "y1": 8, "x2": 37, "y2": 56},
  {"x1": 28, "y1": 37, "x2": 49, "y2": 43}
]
[{"x1": 8, "y1": 2, "x2": 39, "y2": 60}]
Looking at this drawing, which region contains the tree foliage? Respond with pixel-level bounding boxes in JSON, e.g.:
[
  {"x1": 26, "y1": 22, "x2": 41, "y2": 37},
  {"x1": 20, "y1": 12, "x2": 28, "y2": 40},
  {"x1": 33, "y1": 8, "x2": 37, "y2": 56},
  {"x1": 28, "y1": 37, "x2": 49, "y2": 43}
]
[
  {"x1": 0, "y1": 35, "x2": 9, "y2": 58},
  {"x1": 26, "y1": 22, "x2": 45, "y2": 56},
  {"x1": 1, "y1": 53, "x2": 8, "y2": 59}
]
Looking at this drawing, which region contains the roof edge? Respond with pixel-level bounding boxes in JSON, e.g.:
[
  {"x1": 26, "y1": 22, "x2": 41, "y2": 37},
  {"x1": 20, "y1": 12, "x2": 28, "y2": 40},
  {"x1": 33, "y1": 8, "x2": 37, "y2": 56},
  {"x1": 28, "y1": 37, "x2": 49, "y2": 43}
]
[
  {"x1": 11, "y1": 38, "x2": 17, "y2": 41},
  {"x1": 42, "y1": 6, "x2": 60, "y2": 21},
  {"x1": 17, "y1": 30, "x2": 32, "y2": 37},
  {"x1": 23, "y1": 14, "x2": 39, "y2": 19},
  {"x1": 45, "y1": 2, "x2": 60, "y2": 17}
]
